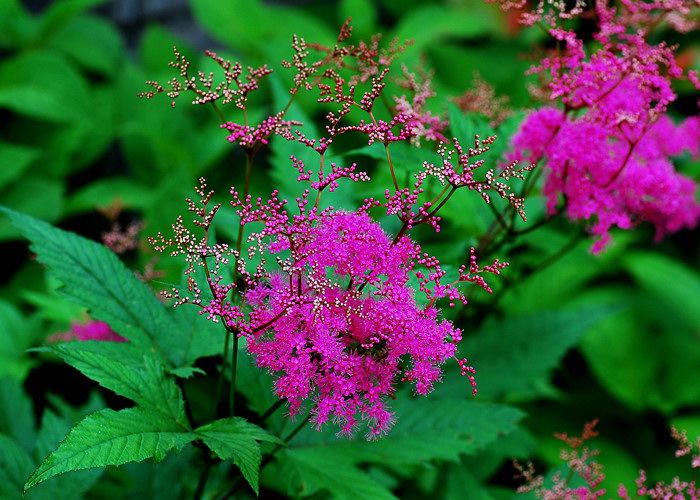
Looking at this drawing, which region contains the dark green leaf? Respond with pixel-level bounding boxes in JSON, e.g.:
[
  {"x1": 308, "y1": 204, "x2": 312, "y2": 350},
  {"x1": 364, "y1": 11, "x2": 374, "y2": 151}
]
[{"x1": 0, "y1": 377, "x2": 36, "y2": 453}]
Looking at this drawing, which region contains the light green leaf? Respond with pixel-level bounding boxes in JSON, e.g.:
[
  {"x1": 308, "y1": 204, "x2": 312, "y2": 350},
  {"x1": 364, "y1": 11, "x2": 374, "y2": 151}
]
[
  {"x1": 25, "y1": 407, "x2": 194, "y2": 491},
  {"x1": 0, "y1": 52, "x2": 89, "y2": 122},
  {"x1": 36, "y1": 0, "x2": 106, "y2": 43},
  {"x1": 42, "y1": 344, "x2": 188, "y2": 425},
  {"x1": 0, "y1": 301, "x2": 40, "y2": 380},
  {"x1": 624, "y1": 251, "x2": 700, "y2": 330},
  {"x1": 0, "y1": 142, "x2": 39, "y2": 189},
  {"x1": 65, "y1": 177, "x2": 153, "y2": 215},
  {"x1": 49, "y1": 15, "x2": 124, "y2": 76},
  {"x1": 197, "y1": 417, "x2": 282, "y2": 494},
  {"x1": 190, "y1": 0, "x2": 333, "y2": 58},
  {"x1": 0, "y1": 179, "x2": 64, "y2": 241}
]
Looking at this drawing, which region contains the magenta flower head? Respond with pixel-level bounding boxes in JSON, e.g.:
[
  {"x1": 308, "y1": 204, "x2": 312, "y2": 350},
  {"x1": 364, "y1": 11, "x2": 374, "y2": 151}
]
[
  {"x1": 244, "y1": 211, "x2": 468, "y2": 438},
  {"x1": 49, "y1": 320, "x2": 126, "y2": 343}
]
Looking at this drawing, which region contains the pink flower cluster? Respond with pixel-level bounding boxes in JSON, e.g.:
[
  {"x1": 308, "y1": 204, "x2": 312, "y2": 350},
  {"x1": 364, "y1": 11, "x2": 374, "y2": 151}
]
[
  {"x1": 148, "y1": 21, "x2": 520, "y2": 438},
  {"x1": 244, "y1": 211, "x2": 465, "y2": 437},
  {"x1": 509, "y1": 0, "x2": 700, "y2": 252}
]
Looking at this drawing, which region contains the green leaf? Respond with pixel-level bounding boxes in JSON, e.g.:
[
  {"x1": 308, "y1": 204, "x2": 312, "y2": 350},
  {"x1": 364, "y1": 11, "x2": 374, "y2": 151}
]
[
  {"x1": 0, "y1": 142, "x2": 39, "y2": 190},
  {"x1": 65, "y1": 177, "x2": 153, "y2": 215},
  {"x1": 452, "y1": 308, "x2": 611, "y2": 399},
  {"x1": 0, "y1": 179, "x2": 64, "y2": 241},
  {"x1": 0, "y1": 377, "x2": 36, "y2": 453},
  {"x1": 391, "y1": 5, "x2": 502, "y2": 56},
  {"x1": 0, "y1": 435, "x2": 34, "y2": 498},
  {"x1": 190, "y1": 0, "x2": 334, "y2": 58},
  {"x1": 0, "y1": 0, "x2": 36, "y2": 48},
  {"x1": 0, "y1": 207, "x2": 190, "y2": 366},
  {"x1": 196, "y1": 417, "x2": 282, "y2": 494},
  {"x1": 49, "y1": 15, "x2": 124, "y2": 76},
  {"x1": 0, "y1": 52, "x2": 89, "y2": 122},
  {"x1": 25, "y1": 407, "x2": 194, "y2": 491},
  {"x1": 42, "y1": 344, "x2": 189, "y2": 425},
  {"x1": 30, "y1": 410, "x2": 103, "y2": 500},
  {"x1": 0, "y1": 300, "x2": 40, "y2": 380},
  {"x1": 274, "y1": 447, "x2": 397, "y2": 500},
  {"x1": 36, "y1": 0, "x2": 106, "y2": 43},
  {"x1": 624, "y1": 251, "x2": 700, "y2": 330},
  {"x1": 294, "y1": 398, "x2": 524, "y2": 466}
]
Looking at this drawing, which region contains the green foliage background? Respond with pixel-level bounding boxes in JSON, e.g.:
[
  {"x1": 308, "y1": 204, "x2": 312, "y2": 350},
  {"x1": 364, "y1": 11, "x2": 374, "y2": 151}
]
[{"x1": 0, "y1": 0, "x2": 698, "y2": 498}]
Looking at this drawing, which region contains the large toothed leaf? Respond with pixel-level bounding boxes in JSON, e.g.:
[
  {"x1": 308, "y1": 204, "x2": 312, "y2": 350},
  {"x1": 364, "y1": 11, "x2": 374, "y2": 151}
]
[
  {"x1": 0, "y1": 207, "x2": 196, "y2": 367},
  {"x1": 40, "y1": 343, "x2": 188, "y2": 425},
  {"x1": 25, "y1": 407, "x2": 194, "y2": 491},
  {"x1": 196, "y1": 417, "x2": 282, "y2": 494}
]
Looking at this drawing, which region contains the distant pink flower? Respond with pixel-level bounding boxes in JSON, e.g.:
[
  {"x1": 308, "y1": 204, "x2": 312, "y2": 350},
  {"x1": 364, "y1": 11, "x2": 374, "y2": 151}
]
[{"x1": 49, "y1": 320, "x2": 126, "y2": 343}]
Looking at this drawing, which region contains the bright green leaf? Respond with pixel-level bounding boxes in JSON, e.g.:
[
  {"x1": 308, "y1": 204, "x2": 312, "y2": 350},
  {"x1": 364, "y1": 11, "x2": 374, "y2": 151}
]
[{"x1": 25, "y1": 407, "x2": 194, "y2": 491}]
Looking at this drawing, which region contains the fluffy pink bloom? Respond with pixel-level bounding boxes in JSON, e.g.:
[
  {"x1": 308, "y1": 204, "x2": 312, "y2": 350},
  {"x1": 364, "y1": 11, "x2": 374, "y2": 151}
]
[{"x1": 244, "y1": 211, "x2": 466, "y2": 437}]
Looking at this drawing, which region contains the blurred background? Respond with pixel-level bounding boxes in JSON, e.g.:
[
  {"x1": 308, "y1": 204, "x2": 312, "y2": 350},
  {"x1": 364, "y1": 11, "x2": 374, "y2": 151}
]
[{"x1": 1, "y1": 0, "x2": 699, "y2": 497}]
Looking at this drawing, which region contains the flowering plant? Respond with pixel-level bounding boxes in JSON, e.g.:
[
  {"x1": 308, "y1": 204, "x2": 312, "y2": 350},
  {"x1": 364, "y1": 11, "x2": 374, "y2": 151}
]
[{"x1": 1, "y1": 0, "x2": 698, "y2": 498}]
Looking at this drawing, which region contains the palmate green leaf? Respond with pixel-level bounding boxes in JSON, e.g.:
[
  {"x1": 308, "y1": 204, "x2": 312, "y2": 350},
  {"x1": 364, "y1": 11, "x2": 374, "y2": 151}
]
[
  {"x1": 40, "y1": 344, "x2": 188, "y2": 425},
  {"x1": 196, "y1": 417, "x2": 282, "y2": 494},
  {"x1": 25, "y1": 407, "x2": 194, "y2": 491},
  {"x1": 0, "y1": 207, "x2": 198, "y2": 367}
]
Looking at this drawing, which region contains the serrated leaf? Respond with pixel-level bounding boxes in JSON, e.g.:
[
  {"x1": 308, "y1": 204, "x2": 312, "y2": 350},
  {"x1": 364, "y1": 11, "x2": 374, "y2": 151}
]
[
  {"x1": 0, "y1": 207, "x2": 193, "y2": 366},
  {"x1": 25, "y1": 407, "x2": 194, "y2": 491},
  {"x1": 42, "y1": 343, "x2": 188, "y2": 425},
  {"x1": 197, "y1": 417, "x2": 282, "y2": 494}
]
